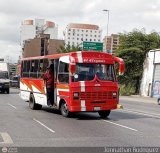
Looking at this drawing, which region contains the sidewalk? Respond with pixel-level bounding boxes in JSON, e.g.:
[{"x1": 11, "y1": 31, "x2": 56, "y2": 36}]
[{"x1": 120, "y1": 95, "x2": 158, "y2": 104}]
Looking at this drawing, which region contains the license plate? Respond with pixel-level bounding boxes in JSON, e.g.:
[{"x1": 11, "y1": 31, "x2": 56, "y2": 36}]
[{"x1": 94, "y1": 107, "x2": 101, "y2": 111}]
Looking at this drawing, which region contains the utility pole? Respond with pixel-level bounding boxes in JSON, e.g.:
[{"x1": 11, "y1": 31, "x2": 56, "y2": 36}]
[{"x1": 103, "y1": 9, "x2": 110, "y2": 53}]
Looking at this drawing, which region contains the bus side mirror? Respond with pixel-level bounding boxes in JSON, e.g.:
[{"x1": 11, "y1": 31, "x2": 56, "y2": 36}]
[
  {"x1": 118, "y1": 61, "x2": 125, "y2": 75},
  {"x1": 69, "y1": 63, "x2": 76, "y2": 74},
  {"x1": 114, "y1": 57, "x2": 125, "y2": 75}
]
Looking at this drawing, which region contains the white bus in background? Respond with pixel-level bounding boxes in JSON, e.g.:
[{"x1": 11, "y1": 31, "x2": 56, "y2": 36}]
[{"x1": 0, "y1": 61, "x2": 10, "y2": 94}]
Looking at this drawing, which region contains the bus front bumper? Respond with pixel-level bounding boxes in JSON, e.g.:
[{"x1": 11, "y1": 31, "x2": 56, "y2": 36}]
[{"x1": 69, "y1": 105, "x2": 118, "y2": 112}]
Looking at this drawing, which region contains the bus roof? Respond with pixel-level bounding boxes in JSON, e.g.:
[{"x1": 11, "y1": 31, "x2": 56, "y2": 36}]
[
  {"x1": 21, "y1": 50, "x2": 112, "y2": 60},
  {"x1": 21, "y1": 51, "x2": 114, "y2": 63},
  {"x1": 21, "y1": 52, "x2": 70, "y2": 61}
]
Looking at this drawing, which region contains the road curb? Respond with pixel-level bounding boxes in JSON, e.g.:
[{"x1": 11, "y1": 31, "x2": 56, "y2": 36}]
[{"x1": 120, "y1": 96, "x2": 158, "y2": 104}]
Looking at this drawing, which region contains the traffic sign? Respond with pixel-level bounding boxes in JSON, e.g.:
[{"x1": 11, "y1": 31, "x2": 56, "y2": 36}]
[{"x1": 83, "y1": 42, "x2": 103, "y2": 52}]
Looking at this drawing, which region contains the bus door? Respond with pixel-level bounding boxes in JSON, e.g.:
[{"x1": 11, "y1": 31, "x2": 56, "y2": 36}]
[
  {"x1": 57, "y1": 56, "x2": 70, "y2": 107},
  {"x1": 48, "y1": 59, "x2": 59, "y2": 106},
  {"x1": 54, "y1": 59, "x2": 59, "y2": 105}
]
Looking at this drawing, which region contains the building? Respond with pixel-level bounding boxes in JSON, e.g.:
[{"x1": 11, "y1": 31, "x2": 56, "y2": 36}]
[
  {"x1": 64, "y1": 23, "x2": 102, "y2": 48},
  {"x1": 16, "y1": 64, "x2": 21, "y2": 76},
  {"x1": 23, "y1": 36, "x2": 64, "y2": 58},
  {"x1": 103, "y1": 34, "x2": 119, "y2": 53},
  {"x1": 20, "y1": 19, "x2": 58, "y2": 49},
  {"x1": 140, "y1": 49, "x2": 160, "y2": 98},
  {"x1": 9, "y1": 63, "x2": 17, "y2": 77}
]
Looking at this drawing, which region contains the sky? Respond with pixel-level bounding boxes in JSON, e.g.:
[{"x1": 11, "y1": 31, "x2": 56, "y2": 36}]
[{"x1": 0, "y1": 0, "x2": 160, "y2": 63}]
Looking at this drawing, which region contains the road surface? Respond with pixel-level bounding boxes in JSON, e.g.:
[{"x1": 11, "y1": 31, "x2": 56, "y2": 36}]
[{"x1": 0, "y1": 88, "x2": 160, "y2": 152}]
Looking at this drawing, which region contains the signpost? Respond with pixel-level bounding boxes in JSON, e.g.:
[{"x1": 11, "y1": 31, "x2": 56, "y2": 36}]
[{"x1": 83, "y1": 42, "x2": 103, "y2": 52}]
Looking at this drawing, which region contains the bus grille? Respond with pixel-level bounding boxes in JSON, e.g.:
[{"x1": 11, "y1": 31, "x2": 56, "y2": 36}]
[{"x1": 79, "y1": 92, "x2": 115, "y2": 100}]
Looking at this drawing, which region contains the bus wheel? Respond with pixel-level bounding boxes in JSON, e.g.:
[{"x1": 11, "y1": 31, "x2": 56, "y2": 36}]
[
  {"x1": 98, "y1": 110, "x2": 111, "y2": 118},
  {"x1": 29, "y1": 94, "x2": 42, "y2": 110},
  {"x1": 60, "y1": 102, "x2": 70, "y2": 117}
]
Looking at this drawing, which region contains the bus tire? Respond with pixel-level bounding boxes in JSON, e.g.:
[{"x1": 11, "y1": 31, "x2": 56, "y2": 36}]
[
  {"x1": 98, "y1": 110, "x2": 111, "y2": 118},
  {"x1": 29, "y1": 94, "x2": 42, "y2": 110},
  {"x1": 60, "y1": 101, "x2": 71, "y2": 117}
]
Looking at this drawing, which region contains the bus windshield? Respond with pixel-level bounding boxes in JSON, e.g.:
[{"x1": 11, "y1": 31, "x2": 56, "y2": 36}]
[
  {"x1": 72, "y1": 63, "x2": 116, "y2": 82},
  {"x1": 0, "y1": 71, "x2": 9, "y2": 79}
]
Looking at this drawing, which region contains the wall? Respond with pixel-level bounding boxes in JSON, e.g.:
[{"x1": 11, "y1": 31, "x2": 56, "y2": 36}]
[
  {"x1": 48, "y1": 39, "x2": 64, "y2": 54},
  {"x1": 23, "y1": 38, "x2": 64, "y2": 57},
  {"x1": 140, "y1": 49, "x2": 160, "y2": 97},
  {"x1": 23, "y1": 38, "x2": 41, "y2": 57}
]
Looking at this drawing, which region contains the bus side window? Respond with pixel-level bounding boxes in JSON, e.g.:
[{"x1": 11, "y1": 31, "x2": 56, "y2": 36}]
[
  {"x1": 27, "y1": 61, "x2": 31, "y2": 77},
  {"x1": 34, "y1": 60, "x2": 39, "y2": 78},
  {"x1": 38, "y1": 59, "x2": 48, "y2": 78},
  {"x1": 22, "y1": 61, "x2": 26, "y2": 77},
  {"x1": 58, "y1": 61, "x2": 69, "y2": 84},
  {"x1": 43, "y1": 59, "x2": 49, "y2": 72},
  {"x1": 34, "y1": 60, "x2": 39, "y2": 72},
  {"x1": 30, "y1": 60, "x2": 35, "y2": 78},
  {"x1": 39, "y1": 59, "x2": 44, "y2": 78},
  {"x1": 54, "y1": 59, "x2": 59, "y2": 80},
  {"x1": 22, "y1": 60, "x2": 30, "y2": 77}
]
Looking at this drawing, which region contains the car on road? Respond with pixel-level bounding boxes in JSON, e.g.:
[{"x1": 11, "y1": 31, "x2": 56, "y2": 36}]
[
  {"x1": 10, "y1": 75, "x2": 20, "y2": 88},
  {"x1": 0, "y1": 61, "x2": 10, "y2": 94},
  {"x1": 158, "y1": 97, "x2": 160, "y2": 105}
]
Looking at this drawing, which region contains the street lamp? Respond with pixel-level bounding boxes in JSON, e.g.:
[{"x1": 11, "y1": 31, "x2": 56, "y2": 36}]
[
  {"x1": 103, "y1": 9, "x2": 109, "y2": 37},
  {"x1": 103, "y1": 9, "x2": 110, "y2": 53}
]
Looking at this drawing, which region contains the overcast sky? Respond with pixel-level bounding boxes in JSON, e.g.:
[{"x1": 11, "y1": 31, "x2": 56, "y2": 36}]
[{"x1": 0, "y1": 0, "x2": 160, "y2": 63}]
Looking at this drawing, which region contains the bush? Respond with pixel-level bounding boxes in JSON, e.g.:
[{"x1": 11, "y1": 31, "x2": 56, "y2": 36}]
[{"x1": 119, "y1": 84, "x2": 135, "y2": 96}]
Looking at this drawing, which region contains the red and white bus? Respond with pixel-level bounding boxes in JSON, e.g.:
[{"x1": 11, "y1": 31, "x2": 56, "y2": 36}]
[{"x1": 20, "y1": 51, "x2": 124, "y2": 118}]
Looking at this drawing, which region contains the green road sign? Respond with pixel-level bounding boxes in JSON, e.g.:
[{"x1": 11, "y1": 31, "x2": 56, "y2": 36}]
[{"x1": 83, "y1": 42, "x2": 103, "y2": 52}]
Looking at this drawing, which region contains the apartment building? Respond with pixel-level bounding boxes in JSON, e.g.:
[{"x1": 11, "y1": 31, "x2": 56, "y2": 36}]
[
  {"x1": 103, "y1": 34, "x2": 119, "y2": 53},
  {"x1": 64, "y1": 23, "x2": 102, "y2": 48},
  {"x1": 20, "y1": 19, "x2": 58, "y2": 49}
]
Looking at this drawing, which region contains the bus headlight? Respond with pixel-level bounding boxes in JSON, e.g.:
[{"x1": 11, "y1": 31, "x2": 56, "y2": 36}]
[
  {"x1": 73, "y1": 92, "x2": 79, "y2": 99},
  {"x1": 112, "y1": 92, "x2": 117, "y2": 98}
]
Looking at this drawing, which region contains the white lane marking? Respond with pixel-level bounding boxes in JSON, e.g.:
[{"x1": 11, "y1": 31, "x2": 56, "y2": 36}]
[
  {"x1": 121, "y1": 109, "x2": 160, "y2": 119},
  {"x1": 33, "y1": 118, "x2": 55, "y2": 133},
  {"x1": 125, "y1": 108, "x2": 160, "y2": 116},
  {"x1": 103, "y1": 120, "x2": 138, "y2": 132},
  {"x1": 0, "y1": 133, "x2": 13, "y2": 144},
  {"x1": 7, "y1": 103, "x2": 17, "y2": 109}
]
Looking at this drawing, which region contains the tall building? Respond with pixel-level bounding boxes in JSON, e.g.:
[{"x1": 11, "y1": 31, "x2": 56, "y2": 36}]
[
  {"x1": 20, "y1": 19, "x2": 58, "y2": 49},
  {"x1": 64, "y1": 23, "x2": 102, "y2": 48},
  {"x1": 103, "y1": 34, "x2": 119, "y2": 53}
]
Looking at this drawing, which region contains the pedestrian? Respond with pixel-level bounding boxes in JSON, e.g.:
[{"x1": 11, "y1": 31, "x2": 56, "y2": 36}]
[{"x1": 42, "y1": 64, "x2": 54, "y2": 107}]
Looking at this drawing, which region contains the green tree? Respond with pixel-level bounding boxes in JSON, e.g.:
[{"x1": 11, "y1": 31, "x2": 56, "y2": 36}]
[
  {"x1": 119, "y1": 30, "x2": 160, "y2": 54},
  {"x1": 116, "y1": 29, "x2": 160, "y2": 94},
  {"x1": 57, "y1": 44, "x2": 82, "y2": 53},
  {"x1": 116, "y1": 48, "x2": 144, "y2": 94}
]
